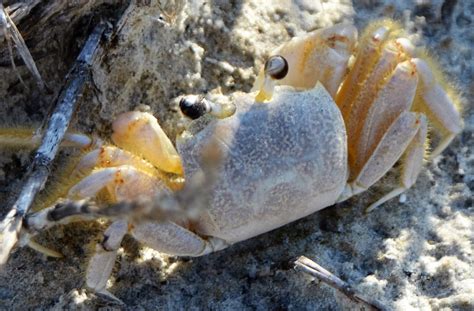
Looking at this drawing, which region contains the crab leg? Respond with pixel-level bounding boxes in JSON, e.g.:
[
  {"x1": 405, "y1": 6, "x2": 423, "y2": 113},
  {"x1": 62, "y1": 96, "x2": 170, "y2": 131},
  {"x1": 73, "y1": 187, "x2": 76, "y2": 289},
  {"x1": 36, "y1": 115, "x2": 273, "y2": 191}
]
[
  {"x1": 344, "y1": 39, "x2": 415, "y2": 163},
  {"x1": 411, "y1": 58, "x2": 462, "y2": 157},
  {"x1": 0, "y1": 128, "x2": 93, "y2": 149},
  {"x1": 86, "y1": 219, "x2": 128, "y2": 303},
  {"x1": 131, "y1": 221, "x2": 228, "y2": 256},
  {"x1": 338, "y1": 111, "x2": 423, "y2": 202},
  {"x1": 85, "y1": 214, "x2": 228, "y2": 302},
  {"x1": 336, "y1": 25, "x2": 391, "y2": 119},
  {"x1": 350, "y1": 60, "x2": 419, "y2": 177},
  {"x1": 68, "y1": 165, "x2": 168, "y2": 202},
  {"x1": 72, "y1": 145, "x2": 182, "y2": 190},
  {"x1": 365, "y1": 116, "x2": 428, "y2": 212}
]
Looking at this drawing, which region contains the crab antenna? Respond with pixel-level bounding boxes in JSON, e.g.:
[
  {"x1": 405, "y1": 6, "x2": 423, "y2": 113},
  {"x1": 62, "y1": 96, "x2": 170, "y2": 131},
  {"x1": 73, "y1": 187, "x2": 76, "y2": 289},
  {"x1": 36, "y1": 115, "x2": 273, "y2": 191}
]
[{"x1": 255, "y1": 55, "x2": 289, "y2": 102}]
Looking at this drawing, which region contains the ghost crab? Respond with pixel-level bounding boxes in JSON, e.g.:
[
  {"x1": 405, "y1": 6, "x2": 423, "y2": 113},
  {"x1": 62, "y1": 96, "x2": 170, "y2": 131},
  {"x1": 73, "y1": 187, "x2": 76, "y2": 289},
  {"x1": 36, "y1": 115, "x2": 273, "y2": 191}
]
[{"x1": 1, "y1": 19, "x2": 462, "y2": 301}]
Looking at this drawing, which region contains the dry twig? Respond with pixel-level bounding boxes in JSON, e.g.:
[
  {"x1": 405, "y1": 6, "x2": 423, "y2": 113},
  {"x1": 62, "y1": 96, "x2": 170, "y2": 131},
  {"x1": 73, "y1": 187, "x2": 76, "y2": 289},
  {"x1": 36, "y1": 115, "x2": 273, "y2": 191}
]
[
  {"x1": 0, "y1": 2, "x2": 45, "y2": 91},
  {"x1": 0, "y1": 22, "x2": 107, "y2": 265},
  {"x1": 295, "y1": 256, "x2": 385, "y2": 311}
]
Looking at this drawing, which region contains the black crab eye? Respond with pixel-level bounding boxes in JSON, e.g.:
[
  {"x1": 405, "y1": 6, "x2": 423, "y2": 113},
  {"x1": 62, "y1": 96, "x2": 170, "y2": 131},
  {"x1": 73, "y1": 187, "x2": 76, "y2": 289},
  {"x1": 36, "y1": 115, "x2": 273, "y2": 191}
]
[
  {"x1": 264, "y1": 55, "x2": 289, "y2": 80},
  {"x1": 179, "y1": 95, "x2": 209, "y2": 120}
]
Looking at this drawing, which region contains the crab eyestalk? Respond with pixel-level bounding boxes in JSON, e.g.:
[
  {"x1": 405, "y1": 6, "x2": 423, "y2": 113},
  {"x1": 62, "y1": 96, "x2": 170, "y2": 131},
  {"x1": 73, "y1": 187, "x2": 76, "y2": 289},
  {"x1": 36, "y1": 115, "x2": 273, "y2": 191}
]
[
  {"x1": 255, "y1": 55, "x2": 289, "y2": 102},
  {"x1": 179, "y1": 96, "x2": 235, "y2": 119}
]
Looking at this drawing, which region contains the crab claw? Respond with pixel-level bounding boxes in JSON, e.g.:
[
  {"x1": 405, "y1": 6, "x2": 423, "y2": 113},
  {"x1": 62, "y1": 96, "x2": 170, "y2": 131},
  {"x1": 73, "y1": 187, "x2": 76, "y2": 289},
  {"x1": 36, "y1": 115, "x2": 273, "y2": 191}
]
[{"x1": 111, "y1": 111, "x2": 183, "y2": 175}]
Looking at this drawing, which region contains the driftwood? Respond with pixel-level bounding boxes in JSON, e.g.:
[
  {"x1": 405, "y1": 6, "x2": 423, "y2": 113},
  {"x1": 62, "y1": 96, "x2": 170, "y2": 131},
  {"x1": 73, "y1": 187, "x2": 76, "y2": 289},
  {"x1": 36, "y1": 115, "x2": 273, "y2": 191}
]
[
  {"x1": 0, "y1": 2, "x2": 44, "y2": 90},
  {"x1": 295, "y1": 256, "x2": 386, "y2": 311},
  {"x1": 0, "y1": 21, "x2": 107, "y2": 264},
  {"x1": 0, "y1": 1, "x2": 128, "y2": 68}
]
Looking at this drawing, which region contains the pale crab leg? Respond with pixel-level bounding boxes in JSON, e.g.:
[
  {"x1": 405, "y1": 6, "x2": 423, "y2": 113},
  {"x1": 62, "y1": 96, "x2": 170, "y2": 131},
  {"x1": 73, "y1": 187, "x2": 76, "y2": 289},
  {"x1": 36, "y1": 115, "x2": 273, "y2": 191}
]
[
  {"x1": 336, "y1": 25, "x2": 391, "y2": 120},
  {"x1": 86, "y1": 219, "x2": 128, "y2": 304},
  {"x1": 350, "y1": 60, "x2": 419, "y2": 177},
  {"x1": 24, "y1": 200, "x2": 230, "y2": 299},
  {"x1": 411, "y1": 58, "x2": 463, "y2": 157},
  {"x1": 67, "y1": 165, "x2": 168, "y2": 202},
  {"x1": 365, "y1": 116, "x2": 428, "y2": 212},
  {"x1": 0, "y1": 128, "x2": 93, "y2": 149},
  {"x1": 72, "y1": 145, "x2": 183, "y2": 190},
  {"x1": 85, "y1": 214, "x2": 228, "y2": 303},
  {"x1": 111, "y1": 111, "x2": 184, "y2": 175},
  {"x1": 131, "y1": 221, "x2": 228, "y2": 256},
  {"x1": 338, "y1": 111, "x2": 422, "y2": 203},
  {"x1": 344, "y1": 39, "x2": 415, "y2": 167}
]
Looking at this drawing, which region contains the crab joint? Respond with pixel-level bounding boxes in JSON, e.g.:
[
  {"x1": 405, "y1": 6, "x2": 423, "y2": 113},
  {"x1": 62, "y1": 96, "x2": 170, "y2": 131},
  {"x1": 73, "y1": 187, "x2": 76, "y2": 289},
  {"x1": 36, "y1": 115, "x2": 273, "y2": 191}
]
[
  {"x1": 255, "y1": 55, "x2": 289, "y2": 102},
  {"x1": 179, "y1": 95, "x2": 235, "y2": 119}
]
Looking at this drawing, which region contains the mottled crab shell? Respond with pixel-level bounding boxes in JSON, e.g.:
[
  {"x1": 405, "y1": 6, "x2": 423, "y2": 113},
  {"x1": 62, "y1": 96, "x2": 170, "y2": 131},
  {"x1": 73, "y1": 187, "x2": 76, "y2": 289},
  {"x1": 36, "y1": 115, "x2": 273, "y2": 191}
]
[{"x1": 177, "y1": 84, "x2": 348, "y2": 244}]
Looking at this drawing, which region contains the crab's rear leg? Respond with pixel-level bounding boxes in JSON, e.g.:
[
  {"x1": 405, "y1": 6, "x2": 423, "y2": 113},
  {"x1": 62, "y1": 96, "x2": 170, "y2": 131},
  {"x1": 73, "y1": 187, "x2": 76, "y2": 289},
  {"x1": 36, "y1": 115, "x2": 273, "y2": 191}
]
[
  {"x1": 364, "y1": 116, "x2": 428, "y2": 212},
  {"x1": 349, "y1": 60, "x2": 419, "y2": 176},
  {"x1": 336, "y1": 24, "x2": 394, "y2": 120},
  {"x1": 337, "y1": 59, "x2": 429, "y2": 209},
  {"x1": 411, "y1": 58, "x2": 463, "y2": 157},
  {"x1": 85, "y1": 218, "x2": 228, "y2": 302},
  {"x1": 130, "y1": 222, "x2": 228, "y2": 256},
  {"x1": 338, "y1": 112, "x2": 427, "y2": 210},
  {"x1": 342, "y1": 38, "x2": 415, "y2": 167}
]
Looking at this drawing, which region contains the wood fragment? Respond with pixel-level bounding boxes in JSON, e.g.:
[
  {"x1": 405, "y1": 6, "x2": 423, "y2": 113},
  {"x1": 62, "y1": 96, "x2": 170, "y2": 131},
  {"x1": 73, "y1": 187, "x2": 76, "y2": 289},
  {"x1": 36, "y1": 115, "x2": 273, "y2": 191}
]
[
  {"x1": 0, "y1": 22, "x2": 107, "y2": 265},
  {"x1": 0, "y1": 2, "x2": 45, "y2": 91},
  {"x1": 5, "y1": 0, "x2": 42, "y2": 25},
  {"x1": 295, "y1": 256, "x2": 385, "y2": 311}
]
